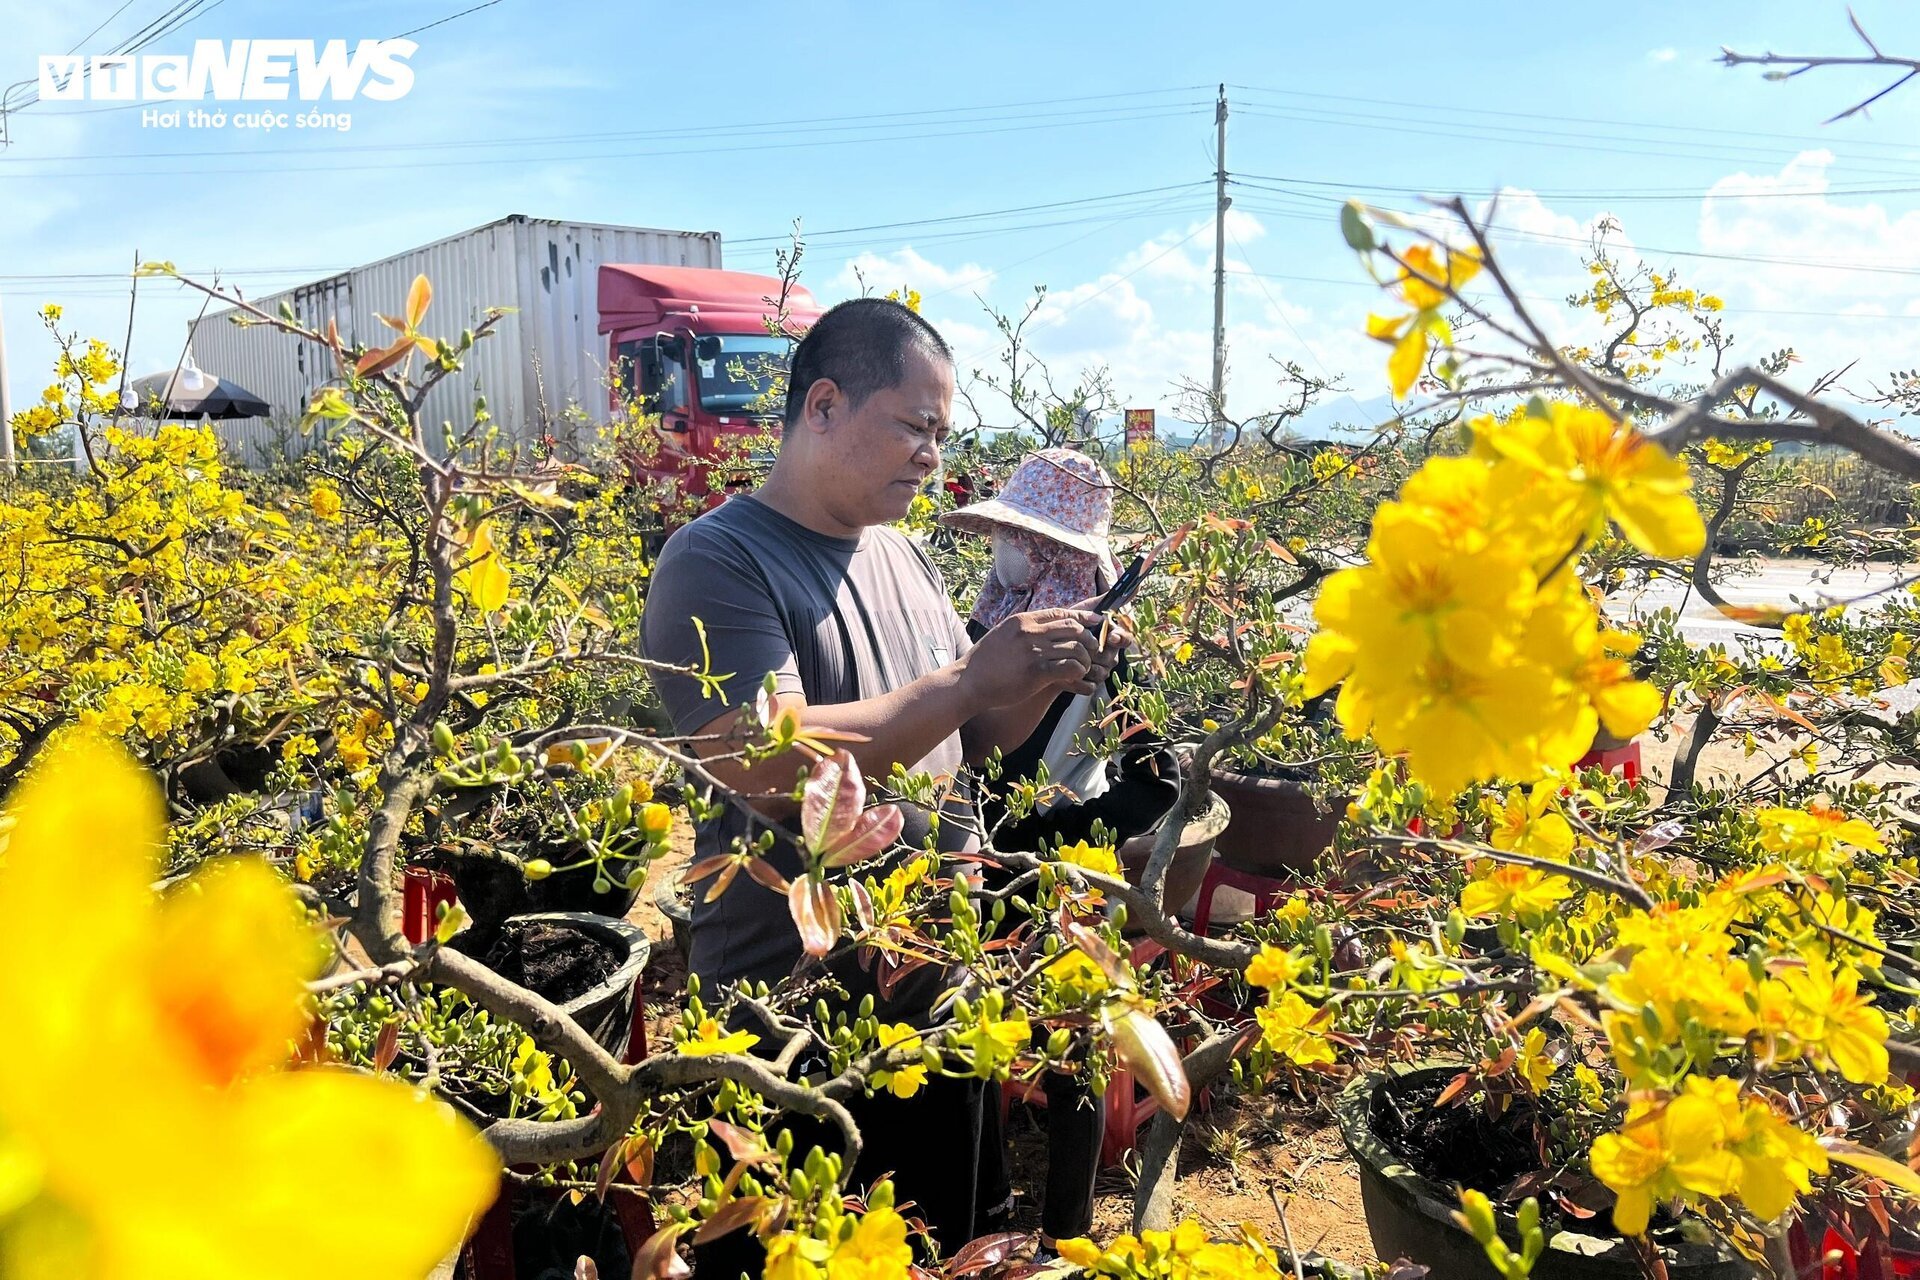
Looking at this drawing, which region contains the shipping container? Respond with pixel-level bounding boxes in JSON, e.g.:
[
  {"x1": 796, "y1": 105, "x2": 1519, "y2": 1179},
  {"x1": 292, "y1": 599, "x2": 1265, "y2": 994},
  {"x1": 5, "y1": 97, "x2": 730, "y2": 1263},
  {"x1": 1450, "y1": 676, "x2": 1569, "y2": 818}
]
[{"x1": 190, "y1": 214, "x2": 722, "y2": 463}]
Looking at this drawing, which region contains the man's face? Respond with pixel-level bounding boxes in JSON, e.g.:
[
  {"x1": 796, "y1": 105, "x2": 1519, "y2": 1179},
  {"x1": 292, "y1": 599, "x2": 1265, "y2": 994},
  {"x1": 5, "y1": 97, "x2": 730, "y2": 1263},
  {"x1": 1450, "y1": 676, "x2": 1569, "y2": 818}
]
[{"x1": 815, "y1": 347, "x2": 955, "y2": 529}]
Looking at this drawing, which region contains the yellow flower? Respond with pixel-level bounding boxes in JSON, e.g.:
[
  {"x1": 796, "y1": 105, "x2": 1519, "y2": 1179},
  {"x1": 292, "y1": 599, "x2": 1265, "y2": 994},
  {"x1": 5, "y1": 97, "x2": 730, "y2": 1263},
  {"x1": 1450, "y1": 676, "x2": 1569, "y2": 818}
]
[
  {"x1": 765, "y1": 1232, "x2": 831, "y2": 1280},
  {"x1": 0, "y1": 732, "x2": 498, "y2": 1278},
  {"x1": 1477, "y1": 403, "x2": 1705, "y2": 560},
  {"x1": 1772, "y1": 956, "x2": 1889, "y2": 1084},
  {"x1": 1485, "y1": 783, "x2": 1574, "y2": 860},
  {"x1": 1516, "y1": 1027, "x2": 1556, "y2": 1093},
  {"x1": 1395, "y1": 241, "x2": 1483, "y2": 311},
  {"x1": 1045, "y1": 949, "x2": 1111, "y2": 999},
  {"x1": 181, "y1": 654, "x2": 216, "y2": 693},
  {"x1": 956, "y1": 1011, "x2": 1030, "y2": 1079},
  {"x1": 1755, "y1": 804, "x2": 1884, "y2": 878},
  {"x1": 870, "y1": 1023, "x2": 928, "y2": 1099},
  {"x1": 1055, "y1": 839, "x2": 1120, "y2": 878},
  {"x1": 827, "y1": 1206, "x2": 913, "y2": 1280},
  {"x1": 1460, "y1": 863, "x2": 1575, "y2": 922},
  {"x1": 457, "y1": 519, "x2": 511, "y2": 614},
  {"x1": 677, "y1": 1017, "x2": 759, "y2": 1056},
  {"x1": 307, "y1": 484, "x2": 343, "y2": 523},
  {"x1": 639, "y1": 802, "x2": 673, "y2": 839},
  {"x1": 1255, "y1": 992, "x2": 1335, "y2": 1066},
  {"x1": 1245, "y1": 943, "x2": 1310, "y2": 990}
]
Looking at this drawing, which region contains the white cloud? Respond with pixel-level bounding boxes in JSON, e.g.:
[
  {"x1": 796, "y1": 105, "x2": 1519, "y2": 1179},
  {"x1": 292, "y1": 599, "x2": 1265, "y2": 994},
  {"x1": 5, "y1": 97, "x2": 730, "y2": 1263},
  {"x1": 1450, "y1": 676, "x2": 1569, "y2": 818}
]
[
  {"x1": 1649, "y1": 47, "x2": 1679, "y2": 64},
  {"x1": 829, "y1": 246, "x2": 995, "y2": 302}
]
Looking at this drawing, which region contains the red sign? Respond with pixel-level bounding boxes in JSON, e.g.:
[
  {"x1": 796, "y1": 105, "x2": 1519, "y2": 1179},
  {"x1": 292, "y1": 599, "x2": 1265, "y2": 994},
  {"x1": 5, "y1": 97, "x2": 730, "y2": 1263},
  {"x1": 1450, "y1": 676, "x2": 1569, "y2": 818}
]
[{"x1": 1124, "y1": 408, "x2": 1155, "y2": 445}]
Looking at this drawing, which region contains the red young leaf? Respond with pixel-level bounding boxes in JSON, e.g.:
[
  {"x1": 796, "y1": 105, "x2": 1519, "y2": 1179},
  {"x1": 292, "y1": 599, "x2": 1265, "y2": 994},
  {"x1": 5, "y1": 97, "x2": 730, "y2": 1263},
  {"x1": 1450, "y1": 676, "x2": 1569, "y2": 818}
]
[
  {"x1": 822, "y1": 803, "x2": 905, "y2": 867},
  {"x1": 802, "y1": 750, "x2": 866, "y2": 852},
  {"x1": 683, "y1": 855, "x2": 733, "y2": 884},
  {"x1": 405, "y1": 273, "x2": 432, "y2": 330},
  {"x1": 1433, "y1": 1071, "x2": 1473, "y2": 1109},
  {"x1": 745, "y1": 857, "x2": 792, "y2": 895},
  {"x1": 1104, "y1": 1006, "x2": 1190, "y2": 1121},
  {"x1": 707, "y1": 1121, "x2": 765, "y2": 1163},
  {"x1": 790, "y1": 878, "x2": 842, "y2": 957},
  {"x1": 692, "y1": 1196, "x2": 768, "y2": 1244},
  {"x1": 371, "y1": 1018, "x2": 401, "y2": 1075},
  {"x1": 703, "y1": 860, "x2": 744, "y2": 905},
  {"x1": 948, "y1": 1231, "x2": 1031, "y2": 1276},
  {"x1": 355, "y1": 341, "x2": 409, "y2": 377},
  {"x1": 631, "y1": 1223, "x2": 691, "y2": 1280},
  {"x1": 1064, "y1": 921, "x2": 1133, "y2": 988}
]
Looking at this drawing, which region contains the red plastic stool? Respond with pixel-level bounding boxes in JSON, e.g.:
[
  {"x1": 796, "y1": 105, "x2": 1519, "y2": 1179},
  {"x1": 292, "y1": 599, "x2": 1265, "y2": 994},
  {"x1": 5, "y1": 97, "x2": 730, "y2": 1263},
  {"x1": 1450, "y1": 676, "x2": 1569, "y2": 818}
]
[
  {"x1": 1572, "y1": 740, "x2": 1642, "y2": 781},
  {"x1": 401, "y1": 867, "x2": 459, "y2": 945},
  {"x1": 1190, "y1": 860, "x2": 1296, "y2": 937}
]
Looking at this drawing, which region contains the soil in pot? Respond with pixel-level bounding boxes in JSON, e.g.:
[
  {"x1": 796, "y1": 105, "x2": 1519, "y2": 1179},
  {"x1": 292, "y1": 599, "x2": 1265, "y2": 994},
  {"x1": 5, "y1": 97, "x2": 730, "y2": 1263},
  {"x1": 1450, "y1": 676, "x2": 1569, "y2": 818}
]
[
  {"x1": 1342, "y1": 1066, "x2": 1754, "y2": 1280},
  {"x1": 451, "y1": 919, "x2": 621, "y2": 1005},
  {"x1": 446, "y1": 849, "x2": 642, "y2": 930},
  {"x1": 1372, "y1": 1071, "x2": 1546, "y2": 1195}
]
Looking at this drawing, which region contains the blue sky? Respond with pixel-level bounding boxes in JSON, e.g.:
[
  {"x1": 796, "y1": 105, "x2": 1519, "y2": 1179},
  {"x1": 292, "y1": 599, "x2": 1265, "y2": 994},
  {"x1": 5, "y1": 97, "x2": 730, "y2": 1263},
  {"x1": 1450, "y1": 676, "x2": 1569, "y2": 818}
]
[{"x1": 5, "y1": 0, "x2": 1920, "y2": 436}]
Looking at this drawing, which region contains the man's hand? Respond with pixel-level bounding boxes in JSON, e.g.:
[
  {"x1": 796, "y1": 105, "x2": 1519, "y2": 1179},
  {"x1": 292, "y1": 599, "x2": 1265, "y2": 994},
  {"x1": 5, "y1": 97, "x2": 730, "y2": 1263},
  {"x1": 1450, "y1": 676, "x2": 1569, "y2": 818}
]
[{"x1": 959, "y1": 609, "x2": 1104, "y2": 707}]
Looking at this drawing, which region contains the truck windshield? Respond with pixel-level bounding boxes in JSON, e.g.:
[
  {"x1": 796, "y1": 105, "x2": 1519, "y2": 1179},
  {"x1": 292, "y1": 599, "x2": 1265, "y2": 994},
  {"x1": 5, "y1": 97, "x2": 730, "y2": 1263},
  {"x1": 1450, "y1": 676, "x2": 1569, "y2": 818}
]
[{"x1": 695, "y1": 334, "x2": 791, "y2": 415}]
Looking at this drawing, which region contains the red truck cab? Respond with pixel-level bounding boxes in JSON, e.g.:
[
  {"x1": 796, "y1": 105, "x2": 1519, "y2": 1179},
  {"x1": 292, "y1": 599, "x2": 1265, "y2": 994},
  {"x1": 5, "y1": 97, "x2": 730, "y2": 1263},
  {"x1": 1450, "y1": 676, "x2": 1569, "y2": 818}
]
[{"x1": 598, "y1": 264, "x2": 822, "y2": 518}]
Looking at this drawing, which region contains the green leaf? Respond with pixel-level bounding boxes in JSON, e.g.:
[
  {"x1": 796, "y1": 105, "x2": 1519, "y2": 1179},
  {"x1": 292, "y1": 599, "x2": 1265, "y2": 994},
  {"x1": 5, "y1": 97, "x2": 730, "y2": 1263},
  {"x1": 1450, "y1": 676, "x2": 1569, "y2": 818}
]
[{"x1": 1340, "y1": 200, "x2": 1376, "y2": 252}]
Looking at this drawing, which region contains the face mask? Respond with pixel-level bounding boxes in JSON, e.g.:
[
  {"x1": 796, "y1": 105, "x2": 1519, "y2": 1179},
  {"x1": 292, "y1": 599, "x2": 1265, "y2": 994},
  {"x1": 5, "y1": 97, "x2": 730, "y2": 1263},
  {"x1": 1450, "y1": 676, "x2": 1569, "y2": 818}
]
[{"x1": 993, "y1": 535, "x2": 1033, "y2": 589}]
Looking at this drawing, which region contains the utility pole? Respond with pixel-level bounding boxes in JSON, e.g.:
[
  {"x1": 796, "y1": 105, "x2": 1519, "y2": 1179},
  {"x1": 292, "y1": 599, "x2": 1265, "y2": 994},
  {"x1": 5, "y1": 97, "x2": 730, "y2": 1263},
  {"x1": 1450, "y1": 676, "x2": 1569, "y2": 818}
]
[{"x1": 1209, "y1": 83, "x2": 1230, "y2": 450}]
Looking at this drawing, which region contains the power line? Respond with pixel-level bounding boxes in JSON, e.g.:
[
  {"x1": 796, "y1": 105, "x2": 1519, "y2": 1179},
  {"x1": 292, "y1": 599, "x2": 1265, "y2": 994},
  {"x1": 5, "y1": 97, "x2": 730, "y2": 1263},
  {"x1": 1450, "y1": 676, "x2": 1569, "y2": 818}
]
[
  {"x1": 392, "y1": 0, "x2": 504, "y2": 40},
  {"x1": 64, "y1": 0, "x2": 144, "y2": 55},
  {"x1": 1233, "y1": 172, "x2": 1920, "y2": 206},
  {"x1": 1228, "y1": 82, "x2": 1920, "y2": 158},
  {"x1": 1229, "y1": 188, "x2": 1920, "y2": 279},
  {"x1": 1225, "y1": 224, "x2": 1375, "y2": 423},
  {"x1": 9, "y1": 95, "x2": 1207, "y2": 160},
  {"x1": 0, "y1": 104, "x2": 1206, "y2": 176},
  {"x1": 1221, "y1": 265, "x2": 1920, "y2": 322},
  {"x1": 731, "y1": 182, "x2": 1209, "y2": 245}
]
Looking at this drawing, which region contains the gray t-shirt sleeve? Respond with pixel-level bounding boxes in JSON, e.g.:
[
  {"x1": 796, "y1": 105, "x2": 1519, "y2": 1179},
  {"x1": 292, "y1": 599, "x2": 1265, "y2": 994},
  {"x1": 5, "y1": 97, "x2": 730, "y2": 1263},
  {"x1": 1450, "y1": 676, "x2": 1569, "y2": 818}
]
[{"x1": 641, "y1": 528, "x2": 806, "y2": 735}]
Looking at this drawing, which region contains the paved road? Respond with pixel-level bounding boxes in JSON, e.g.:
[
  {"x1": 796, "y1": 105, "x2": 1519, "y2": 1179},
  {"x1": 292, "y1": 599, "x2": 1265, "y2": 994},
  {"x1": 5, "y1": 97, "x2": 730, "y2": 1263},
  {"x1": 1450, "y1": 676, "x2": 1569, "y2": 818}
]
[{"x1": 1610, "y1": 559, "x2": 1915, "y2": 645}]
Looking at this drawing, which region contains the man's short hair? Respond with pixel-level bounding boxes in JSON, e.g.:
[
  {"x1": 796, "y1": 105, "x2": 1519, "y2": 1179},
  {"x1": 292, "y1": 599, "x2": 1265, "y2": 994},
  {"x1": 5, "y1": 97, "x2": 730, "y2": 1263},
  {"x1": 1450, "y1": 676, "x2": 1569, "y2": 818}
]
[{"x1": 783, "y1": 297, "x2": 952, "y2": 427}]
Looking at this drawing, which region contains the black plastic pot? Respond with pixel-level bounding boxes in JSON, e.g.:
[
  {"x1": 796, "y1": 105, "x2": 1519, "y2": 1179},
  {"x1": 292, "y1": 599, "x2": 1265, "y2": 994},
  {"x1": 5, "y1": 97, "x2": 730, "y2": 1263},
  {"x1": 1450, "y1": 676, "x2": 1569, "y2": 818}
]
[
  {"x1": 1336, "y1": 1066, "x2": 1755, "y2": 1280},
  {"x1": 466, "y1": 911, "x2": 649, "y2": 1058},
  {"x1": 445, "y1": 847, "x2": 642, "y2": 929}
]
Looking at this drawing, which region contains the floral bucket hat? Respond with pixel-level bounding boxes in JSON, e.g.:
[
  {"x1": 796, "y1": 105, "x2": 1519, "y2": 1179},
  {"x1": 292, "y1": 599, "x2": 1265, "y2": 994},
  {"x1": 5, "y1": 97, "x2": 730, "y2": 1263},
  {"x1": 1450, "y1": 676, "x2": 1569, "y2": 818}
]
[{"x1": 939, "y1": 448, "x2": 1119, "y2": 585}]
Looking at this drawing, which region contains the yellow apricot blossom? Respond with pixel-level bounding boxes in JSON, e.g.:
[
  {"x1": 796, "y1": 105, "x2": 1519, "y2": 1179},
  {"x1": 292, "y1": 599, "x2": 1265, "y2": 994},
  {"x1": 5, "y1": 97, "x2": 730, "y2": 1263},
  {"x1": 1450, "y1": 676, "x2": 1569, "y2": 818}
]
[
  {"x1": 1589, "y1": 1075, "x2": 1826, "y2": 1236},
  {"x1": 1055, "y1": 839, "x2": 1121, "y2": 878},
  {"x1": 1460, "y1": 863, "x2": 1575, "y2": 921},
  {"x1": 1755, "y1": 804, "x2": 1885, "y2": 879},
  {"x1": 1245, "y1": 943, "x2": 1310, "y2": 990},
  {"x1": 0, "y1": 732, "x2": 498, "y2": 1279},
  {"x1": 677, "y1": 1018, "x2": 760, "y2": 1056},
  {"x1": 1255, "y1": 992, "x2": 1335, "y2": 1067},
  {"x1": 1485, "y1": 783, "x2": 1574, "y2": 860}
]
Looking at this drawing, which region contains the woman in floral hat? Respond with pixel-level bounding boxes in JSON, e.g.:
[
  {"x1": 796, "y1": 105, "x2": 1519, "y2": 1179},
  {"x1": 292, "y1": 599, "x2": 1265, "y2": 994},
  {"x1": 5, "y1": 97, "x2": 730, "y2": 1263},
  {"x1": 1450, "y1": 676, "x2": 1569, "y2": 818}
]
[{"x1": 942, "y1": 447, "x2": 1174, "y2": 1253}]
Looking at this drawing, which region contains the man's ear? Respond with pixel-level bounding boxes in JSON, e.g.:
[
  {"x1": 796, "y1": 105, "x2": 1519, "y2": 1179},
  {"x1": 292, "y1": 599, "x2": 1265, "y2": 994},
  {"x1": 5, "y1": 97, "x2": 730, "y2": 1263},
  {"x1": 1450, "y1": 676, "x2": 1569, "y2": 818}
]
[{"x1": 802, "y1": 376, "x2": 840, "y2": 433}]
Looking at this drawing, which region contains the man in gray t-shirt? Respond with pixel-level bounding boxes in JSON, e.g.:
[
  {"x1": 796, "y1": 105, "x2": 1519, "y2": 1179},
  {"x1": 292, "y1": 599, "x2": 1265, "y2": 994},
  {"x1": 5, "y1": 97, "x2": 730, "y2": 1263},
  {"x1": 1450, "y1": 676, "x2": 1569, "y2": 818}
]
[
  {"x1": 644, "y1": 493, "x2": 979, "y2": 988},
  {"x1": 641, "y1": 298, "x2": 1125, "y2": 1268},
  {"x1": 643, "y1": 298, "x2": 1125, "y2": 994}
]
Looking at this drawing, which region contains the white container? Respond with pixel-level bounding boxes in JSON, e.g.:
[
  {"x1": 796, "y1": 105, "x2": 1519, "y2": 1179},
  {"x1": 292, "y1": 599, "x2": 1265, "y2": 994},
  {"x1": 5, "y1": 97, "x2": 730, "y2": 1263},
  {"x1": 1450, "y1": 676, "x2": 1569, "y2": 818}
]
[{"x1": 191, "y1": 215, "x2": 722, "y2": 462}]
